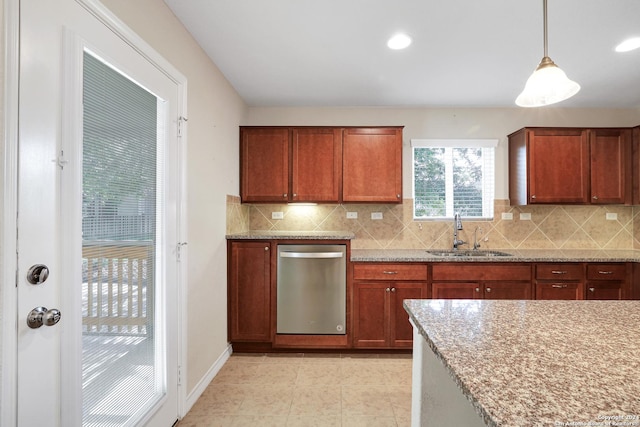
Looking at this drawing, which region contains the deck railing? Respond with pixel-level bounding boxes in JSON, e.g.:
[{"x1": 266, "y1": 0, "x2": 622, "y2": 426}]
[{"x1": 82, "y1": 240, "x2": 153, "y2": 336}]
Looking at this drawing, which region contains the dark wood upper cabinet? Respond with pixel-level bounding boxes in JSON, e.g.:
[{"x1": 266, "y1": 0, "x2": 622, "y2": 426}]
[
  {"x1": 240, "y1": 126, "x2": 402, "y2": 203},
  {"x1": 342, "y1": 127, "x2": 403, "y2": 203},
  {"x1": 589, "y1": 128, "x2": 632, "y2": 204},
  {"x1": 240, "y1": 127, "x2": 289, "y2": 202},
  {"x1": 291, "y1": 128, "x2": 342, "y2": 202},
  {"x1": 509, "y1": 127, "x2": 632, "y2": 205}
]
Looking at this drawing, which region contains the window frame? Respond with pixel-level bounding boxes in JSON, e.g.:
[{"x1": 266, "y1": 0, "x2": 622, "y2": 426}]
[{"x1": 411, "y1": 139, "x2": 498, "y2": 221}]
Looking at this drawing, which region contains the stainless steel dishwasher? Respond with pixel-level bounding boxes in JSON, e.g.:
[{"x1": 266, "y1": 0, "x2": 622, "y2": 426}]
[{"x1": 277, "y1": 244, "x2": 346, "y2": 335}]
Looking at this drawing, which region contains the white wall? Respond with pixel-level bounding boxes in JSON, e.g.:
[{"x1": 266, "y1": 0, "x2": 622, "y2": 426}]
[
  {"x1": 245, "y1": 107, "x2": 640, "y2": 200},
  {"x1": 100, "y1": 0, "x2": 247, "y2": 393}
]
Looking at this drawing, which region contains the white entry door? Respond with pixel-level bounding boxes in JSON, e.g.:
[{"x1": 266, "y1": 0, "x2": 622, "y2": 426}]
[{"x1": 17, "y1": 0, "x2": 185, "y2": 425}]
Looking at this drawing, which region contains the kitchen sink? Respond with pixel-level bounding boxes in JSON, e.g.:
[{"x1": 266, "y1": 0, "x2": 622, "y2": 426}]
[{"x1": 427, "y1": 250, "x2": 513, "y2": 257}]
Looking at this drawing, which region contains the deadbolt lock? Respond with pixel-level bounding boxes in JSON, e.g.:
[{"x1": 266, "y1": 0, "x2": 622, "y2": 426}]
[{"x1": 27, "y1": 264, "x2": 50, "y2": 285}]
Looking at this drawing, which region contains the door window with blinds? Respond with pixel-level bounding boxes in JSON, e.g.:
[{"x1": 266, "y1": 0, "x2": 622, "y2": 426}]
[
  {"x1": 412, "y1": 139, "x2": 497, "y2": 220},
  {"x1": 82, "y1": 51, "x2": 164, "y2": 426}
]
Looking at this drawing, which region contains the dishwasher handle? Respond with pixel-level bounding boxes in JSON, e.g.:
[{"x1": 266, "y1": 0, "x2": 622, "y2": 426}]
[{"x1": 280, "y1": 251, "x2": 344, "y2": 259}]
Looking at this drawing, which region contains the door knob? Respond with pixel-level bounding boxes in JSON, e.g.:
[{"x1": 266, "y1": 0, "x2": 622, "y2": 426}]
[
  {"x1": 27, "y1": 264, "x2": 50, "y2": 285},
  {"x1": 27, "y1": 307, "x2": 61, "y2": 329}
]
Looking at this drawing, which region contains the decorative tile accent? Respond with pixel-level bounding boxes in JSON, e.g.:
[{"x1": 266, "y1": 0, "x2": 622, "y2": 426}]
[{"x1": 226, "y1": 196, "x2": 639, "y2": 250}]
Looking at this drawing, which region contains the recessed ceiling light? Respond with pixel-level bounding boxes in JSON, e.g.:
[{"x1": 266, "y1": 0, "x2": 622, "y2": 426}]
[
  {"x1": 615, "y1": 37, "x2": 640, "y2": 52},
  {"x1": 387, "y1": 33, "x2": 412, "y2": 50}
]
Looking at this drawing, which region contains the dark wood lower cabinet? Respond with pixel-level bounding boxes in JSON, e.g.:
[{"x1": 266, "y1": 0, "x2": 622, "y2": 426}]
[
  {"x1": 586, "y1": 282, "x2": 624, "y2": 300},
  {"x1": 535, "y1": 282, "x2": 583, "y2": 300},
  {"x1": 352, "y1": 282, "x2": 424, "y2": 348}
]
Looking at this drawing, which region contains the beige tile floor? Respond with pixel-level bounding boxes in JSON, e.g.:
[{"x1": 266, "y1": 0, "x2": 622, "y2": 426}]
[{"x1": 178, "y1": 353, "x2": 413, "y2": 427}]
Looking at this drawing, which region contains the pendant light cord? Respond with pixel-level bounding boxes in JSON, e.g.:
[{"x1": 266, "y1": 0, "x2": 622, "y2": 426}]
[{"x1": 543, "y1": 0, "x2": 548, "y2": 57}]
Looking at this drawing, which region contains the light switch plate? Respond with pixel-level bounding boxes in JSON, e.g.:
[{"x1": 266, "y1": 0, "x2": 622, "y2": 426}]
[
  {"x1": 501, "y1": 212, "x2": 513, "y2": 220},
  {"x1": 520, "y1": 213, "x2": 532, "y2": 220},
  {"x1": 271, "y1": 211, "x2": 284, "y2": 220},
  {"x1": 371, "y1": 212, "x2": 383, "y2": 220},
  {"x1": 346, "y1": 212, "x2": 358, "y2": 219},
  {"x1": 606, "y1": 212, "x2": 618, "y2": 220}
]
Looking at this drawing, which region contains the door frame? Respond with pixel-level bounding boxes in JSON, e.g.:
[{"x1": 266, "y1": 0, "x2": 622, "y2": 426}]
[{"x1": 1, "y1": 0, "x2": 189, "y2": 424}]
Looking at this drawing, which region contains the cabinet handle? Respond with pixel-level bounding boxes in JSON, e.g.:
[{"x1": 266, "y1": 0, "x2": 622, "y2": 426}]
[
  {"x1": 551, "y1": 284, "x2": 568, "y2": 288},
  {"x1": 383, "y1": 271, "x2": 398, "y2": 275},
  {"x1": 551, "y1": 270, "x2": 568, "y2": 275},
  {"x1": 597, "y1": 271, "x2": 613, "y2": 275},
  {"x1": 486, "y1": 287, "x2": 492, "y2": 293},
  {"x1": 589, "y1": 287, "x2": 595, "y2": 292}
]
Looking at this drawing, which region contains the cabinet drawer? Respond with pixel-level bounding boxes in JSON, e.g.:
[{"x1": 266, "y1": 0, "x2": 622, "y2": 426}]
[
  {"x1": 432, "y1": 264, "x2": 531, "y2": 281},
  {"x1": 353, "y1": 263, "x2": 427, "y2": 281},
  {"x1": 535, "y1": 263, "x2": 583, "y2": 280},
  {"x1": 586, "y1": 264, "x2": 626, "y2": 280}
]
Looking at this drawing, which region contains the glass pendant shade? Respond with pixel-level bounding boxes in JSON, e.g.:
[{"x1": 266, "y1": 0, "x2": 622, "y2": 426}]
[{"x1": 516, "y1": 56, "x2": 580, "y2": 107}]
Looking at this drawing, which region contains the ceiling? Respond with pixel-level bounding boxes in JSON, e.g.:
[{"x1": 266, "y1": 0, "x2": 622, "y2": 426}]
[{"x1": 163, "y1": 0, "x2": 640, "y2": 109}]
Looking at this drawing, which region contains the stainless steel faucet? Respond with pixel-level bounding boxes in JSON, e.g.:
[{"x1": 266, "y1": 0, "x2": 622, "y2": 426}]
[{"x1": 453, "y1": 213, "x2": 466, "y2": 250}]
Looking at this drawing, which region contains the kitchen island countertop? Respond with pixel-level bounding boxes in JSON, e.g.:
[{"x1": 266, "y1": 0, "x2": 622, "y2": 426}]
[
  {"x1": 403, "y1": 299, "x2": 640, "y2": 427},
  {"x1": 226, "y1": 231, "x2": 355, "y2": 240}
]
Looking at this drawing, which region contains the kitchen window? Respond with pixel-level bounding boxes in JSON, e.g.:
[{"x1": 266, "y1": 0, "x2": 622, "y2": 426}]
[{"x1": 412, "y1": 139, "x2": 497, "y2": 220}]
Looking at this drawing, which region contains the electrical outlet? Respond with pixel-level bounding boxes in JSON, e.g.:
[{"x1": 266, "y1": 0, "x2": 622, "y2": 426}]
[
  {"x1": 606, "y1": 212, "x2": 618, "y2": 220},
  {"x1": 371, "y1": 212, "x2": 383, "y2": 220},
  {"x1": 346, "y1": 212, "x2": 358, "y2": 219},
  {"x1": 501, "y1": 212, "x2": 513, "y2": 220},
  {"x1": 520, "y1": 213, "x2": 532, "y2": 220},
  {"x1": 271, "y1": 211, "x2": 284, "y2": 220}
]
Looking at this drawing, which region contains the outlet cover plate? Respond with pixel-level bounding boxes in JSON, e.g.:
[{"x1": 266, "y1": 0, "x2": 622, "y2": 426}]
[
  {"x1": 520, "y1": 213, "x2": 532, "y2": 220},
  {"x1": 271, "y1": 211, "x2": 284, "y2": 220},
  {"x1": 501, "y1": 212, "x2": 513, "y2": 220},
  {"x1": 346, "y1": 212, "x2": 358, "y2": 219},
  {"x1": 371, "y1": 212, "x2": 383, "y2": 220},
  {"x1": 606, "y1": 212, "x2": 618, "y2": 220}
]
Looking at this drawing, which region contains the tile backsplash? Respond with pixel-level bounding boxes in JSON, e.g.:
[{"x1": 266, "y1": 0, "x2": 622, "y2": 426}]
[{"x1": 227, "y1": 196, "x2": 640, "y2": 250}]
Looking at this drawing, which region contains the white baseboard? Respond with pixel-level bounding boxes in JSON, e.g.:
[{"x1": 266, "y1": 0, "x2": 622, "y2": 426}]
[{"x1": 182, "y1": 343, "x2": 233, "y2": 416}]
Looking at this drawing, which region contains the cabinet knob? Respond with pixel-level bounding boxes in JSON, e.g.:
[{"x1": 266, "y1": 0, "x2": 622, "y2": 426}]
[
  {"x1": 391, "y1": 287, "x2": 396, "y2": 292},
  {"x1": 486, "y1": 287, "x2": 492, "y2": 293},
  {"x1": 475, "y1": 287, "x2": 480, "y2": 292},
  {"x1": 396, "y1": 194, "x2": 401, "y2": 199},
  {"x1": 293, "y1": 193, "x2": 297, "y2": 197},
  {"x1": 264, "y1": 246, "x2": 269, "y2": 251},
  {"x1": 592, "y1": 195, "x2": 598, "y2": 200},
  {"x1": 385, "y1": 287, "x2": 391, "y2": 292},
  {"x1": 531, "y1": 195, "x2": 536, "y2": 199},
  {"x1": 589, "y1": 287, "x2": 595, "y2": 292},
  {"x1": 283, "y1": 193, "x2": 287, "y2": 198}
]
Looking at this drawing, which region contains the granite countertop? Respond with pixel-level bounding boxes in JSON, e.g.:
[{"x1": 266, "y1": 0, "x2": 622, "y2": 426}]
[
  {"x1": 351, "y1": 248, "x2": 640, "y2": 262},
  {"x1": 404, "y1": 299, "x2": 640, "y2": 427},
  {"x1": 226, "y1": 231, "x2": 355, "y2": 240}
]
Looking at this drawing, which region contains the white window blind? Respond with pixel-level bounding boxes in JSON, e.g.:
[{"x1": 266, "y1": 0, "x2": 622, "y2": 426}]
[{"x1": 412, "y1": 139, "x2": 497, "y2": 220}]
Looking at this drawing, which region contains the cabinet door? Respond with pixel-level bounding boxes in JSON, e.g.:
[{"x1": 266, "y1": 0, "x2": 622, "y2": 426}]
[
  {"x1": 431, "y1": 282, "x2": 481, "y2": 299},
  {"x1": 291, "y1": 128, "x2": 342, "y2": 202},
  {"x1": 352, "y1": 282, "x2": 389, "y2": 348},
  {"x1": 342, "y1": 127, "x2": 402, "y2": 202},
  {"x1": 590, "y1": 128, "x2": 631, "y2": 204},
  {"x1": 535, "y1": 282, "x2": 583, "y2": 300},
  {"x1": 390, "y1": 284, "x2": 425, "y2": 348},
  {"x1": 240, "y1": 128, "x2": 289, "y2": 202},
  {"x1": 484, "y1": 281, "x2": 531, "y2": 299},
  {"x1": 528, "y1": 128, "x2": 589, "y2": 203},
  {"x1": 228, "y1": 242, "x2": 272, "y2": 341},
  {"x1": 586, "y1": 282, "x2": 623, "y2": 300}
]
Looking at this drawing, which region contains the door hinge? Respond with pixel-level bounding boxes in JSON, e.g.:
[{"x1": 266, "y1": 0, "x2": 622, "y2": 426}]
[
  {"x1": 56, "y1": 150, "x2": 69, "y2": 170},
  {"x1": 177, "y1": 365, "x2": 182, "y2": 386},
  {"x1": 176, "y1": 242, "x2": 187, "y2": 262},
  {"x1": 177, "y1": 116, "x2": 188, "y2": 138}
]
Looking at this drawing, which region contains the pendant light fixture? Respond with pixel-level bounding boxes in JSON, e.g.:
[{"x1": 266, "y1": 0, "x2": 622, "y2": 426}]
[{"x1": 515, "y1": 0, "x2": 580, "y2": 107}]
